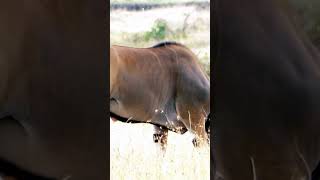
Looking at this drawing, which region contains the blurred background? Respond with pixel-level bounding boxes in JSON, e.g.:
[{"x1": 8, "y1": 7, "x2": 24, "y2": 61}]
[
  {"x1": 110, "y1": 1, "x2": 210, "y2": 180},
  {"x1": 290, "y1": 0, "x2": 320, "y2": 48},
  {"x1": 110, "y1": 0, "x2": 210, "y2": 75}
]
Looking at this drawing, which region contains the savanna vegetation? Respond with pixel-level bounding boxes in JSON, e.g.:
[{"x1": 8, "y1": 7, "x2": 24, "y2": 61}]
[
  {"x1": 110, "y1": 1, "x2": 210, "y2": 180},
  {"x1": 110, "y1": 0, "x2": 210, "y2": 75}
]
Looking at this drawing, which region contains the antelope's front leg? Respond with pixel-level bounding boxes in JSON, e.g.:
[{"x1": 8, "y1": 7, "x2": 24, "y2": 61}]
[{"x1": 153, "y1": 125, "x2": 168, "y2": 153}]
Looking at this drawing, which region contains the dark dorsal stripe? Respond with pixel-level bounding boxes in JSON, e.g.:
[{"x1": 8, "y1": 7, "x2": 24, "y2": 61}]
[{"x1": 151, "y1": 41, "x2": 183, "y2": 48}]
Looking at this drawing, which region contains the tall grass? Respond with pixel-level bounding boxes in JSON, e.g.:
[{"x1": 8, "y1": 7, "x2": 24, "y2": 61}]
[{"x1": 110, "y1": 121, "x2": 210, "y2": 180}]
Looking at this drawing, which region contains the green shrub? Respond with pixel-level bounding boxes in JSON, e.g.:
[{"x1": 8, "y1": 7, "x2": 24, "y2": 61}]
[{"x1": 144, "y1": 19, "x2": 169, "y2": 41}]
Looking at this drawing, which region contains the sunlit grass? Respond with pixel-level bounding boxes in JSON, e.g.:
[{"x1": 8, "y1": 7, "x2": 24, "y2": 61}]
[{"x1": 110, "y1": 121, "x2": 210, "y2": 180}]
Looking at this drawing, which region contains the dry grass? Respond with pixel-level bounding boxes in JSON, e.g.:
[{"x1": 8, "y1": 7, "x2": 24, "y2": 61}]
[
  {"x1": 110, "y1": 120, "x2": 210, "y2": 180},
  {"x1": 110, "y1": 4, "x2": 210, "y2": 75}
]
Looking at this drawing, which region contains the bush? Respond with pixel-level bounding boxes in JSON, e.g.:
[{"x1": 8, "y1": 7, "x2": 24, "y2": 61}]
[{"x1": 144, "y1": 19, "x2": 169, "y2": 41}]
